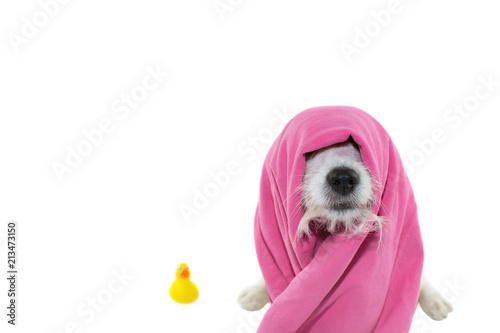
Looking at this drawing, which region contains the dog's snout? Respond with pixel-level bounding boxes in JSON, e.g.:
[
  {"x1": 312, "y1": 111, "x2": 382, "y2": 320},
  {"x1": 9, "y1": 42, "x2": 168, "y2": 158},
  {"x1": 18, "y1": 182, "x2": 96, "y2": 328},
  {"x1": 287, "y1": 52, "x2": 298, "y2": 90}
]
[{"x1": 327, "y1": 168, "x2": 359, "y2": 195}]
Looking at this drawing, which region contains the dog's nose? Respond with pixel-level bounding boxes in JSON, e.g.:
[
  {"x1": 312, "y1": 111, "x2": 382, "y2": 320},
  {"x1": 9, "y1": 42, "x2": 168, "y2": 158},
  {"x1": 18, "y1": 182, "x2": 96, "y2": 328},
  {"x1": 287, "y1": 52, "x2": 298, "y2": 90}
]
[{"x1": 327, "y1": 168, "x2": 359, "y2": 195}]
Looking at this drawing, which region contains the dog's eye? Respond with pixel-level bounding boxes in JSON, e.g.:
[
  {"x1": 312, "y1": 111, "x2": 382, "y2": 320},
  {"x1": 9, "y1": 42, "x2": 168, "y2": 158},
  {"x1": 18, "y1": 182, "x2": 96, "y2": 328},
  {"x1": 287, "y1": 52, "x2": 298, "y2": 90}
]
[
  {"x1": 347, "y1": 136, "x2": 360, "y2": 151},
  {"x1": 305, "y1": 151, "x2": 316, "y2": 161}
]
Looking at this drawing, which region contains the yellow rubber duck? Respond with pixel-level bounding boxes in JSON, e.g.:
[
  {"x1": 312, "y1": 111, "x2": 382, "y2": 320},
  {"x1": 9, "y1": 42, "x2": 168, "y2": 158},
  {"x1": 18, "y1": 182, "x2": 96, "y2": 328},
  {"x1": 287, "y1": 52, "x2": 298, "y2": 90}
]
[{"x1": 169, "y1": 263, "x2": 199, "y2": 304}]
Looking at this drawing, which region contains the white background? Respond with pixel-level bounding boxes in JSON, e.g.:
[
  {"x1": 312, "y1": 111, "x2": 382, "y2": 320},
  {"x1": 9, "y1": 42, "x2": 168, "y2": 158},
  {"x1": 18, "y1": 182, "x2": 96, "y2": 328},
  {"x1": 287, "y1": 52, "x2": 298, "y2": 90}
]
[{"x1": 1, "y1": 0, "x2": 499, "y2": 332}]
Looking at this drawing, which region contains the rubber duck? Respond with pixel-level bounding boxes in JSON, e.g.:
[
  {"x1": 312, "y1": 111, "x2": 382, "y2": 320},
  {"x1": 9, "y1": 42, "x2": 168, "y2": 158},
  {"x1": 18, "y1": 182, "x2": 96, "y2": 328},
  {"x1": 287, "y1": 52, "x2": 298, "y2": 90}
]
[{"x1": 169, "y1": 263, "x2": 199, "y2": 304}]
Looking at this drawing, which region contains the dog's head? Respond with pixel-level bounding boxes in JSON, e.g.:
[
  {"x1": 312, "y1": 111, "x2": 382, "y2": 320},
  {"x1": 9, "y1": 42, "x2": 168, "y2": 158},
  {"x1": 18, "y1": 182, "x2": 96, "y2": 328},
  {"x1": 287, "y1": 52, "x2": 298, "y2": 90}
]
[{"x1": 297, "y1": 137, "x2": 382, "y2": 239}]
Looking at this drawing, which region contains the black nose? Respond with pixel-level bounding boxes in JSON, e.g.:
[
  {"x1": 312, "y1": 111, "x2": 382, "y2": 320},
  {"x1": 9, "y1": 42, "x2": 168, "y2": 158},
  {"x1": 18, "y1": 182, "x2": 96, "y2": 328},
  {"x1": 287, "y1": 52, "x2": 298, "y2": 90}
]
[{"x1": 327, "y1": 168, "x2": 359, "y2": 195}]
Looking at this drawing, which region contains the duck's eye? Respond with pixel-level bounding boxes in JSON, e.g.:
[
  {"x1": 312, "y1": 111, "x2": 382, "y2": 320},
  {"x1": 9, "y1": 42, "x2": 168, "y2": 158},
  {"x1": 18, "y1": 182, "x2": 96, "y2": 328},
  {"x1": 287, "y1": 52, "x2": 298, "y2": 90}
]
[{"x1": 178, "y1": 265, "x2": 182, "y2": 270}]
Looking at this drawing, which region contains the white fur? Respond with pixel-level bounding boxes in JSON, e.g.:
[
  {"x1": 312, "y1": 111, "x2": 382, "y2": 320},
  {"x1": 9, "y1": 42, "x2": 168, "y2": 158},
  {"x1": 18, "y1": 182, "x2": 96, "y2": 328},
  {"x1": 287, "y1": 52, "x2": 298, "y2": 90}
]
[
  {"x1": 297, "y1": 141, "x2": 382, "y2": 239},
  {"x1": 238, "y1": 139, "x2": 453, "y2": 322},
  {"x1": 419, "y1": 274, "x2": 454, "y2": 320},
  {"x1": 237, "y1": 277, "x2": 269, "y2": 311}
]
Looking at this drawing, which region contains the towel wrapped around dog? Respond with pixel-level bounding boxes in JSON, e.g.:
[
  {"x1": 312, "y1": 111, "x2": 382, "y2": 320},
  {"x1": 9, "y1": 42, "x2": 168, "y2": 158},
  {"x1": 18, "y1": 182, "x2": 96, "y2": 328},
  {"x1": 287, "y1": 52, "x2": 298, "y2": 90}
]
[{"x1": 254, "y1": 106, "x2": 424, "y2": 332}]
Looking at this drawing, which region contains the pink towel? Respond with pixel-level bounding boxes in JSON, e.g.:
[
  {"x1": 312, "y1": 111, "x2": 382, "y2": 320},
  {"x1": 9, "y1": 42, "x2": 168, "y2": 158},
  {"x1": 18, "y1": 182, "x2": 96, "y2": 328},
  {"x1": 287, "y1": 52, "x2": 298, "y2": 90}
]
[{"x1": 254, "y1": 106, "x2": 424, "y2": 333}]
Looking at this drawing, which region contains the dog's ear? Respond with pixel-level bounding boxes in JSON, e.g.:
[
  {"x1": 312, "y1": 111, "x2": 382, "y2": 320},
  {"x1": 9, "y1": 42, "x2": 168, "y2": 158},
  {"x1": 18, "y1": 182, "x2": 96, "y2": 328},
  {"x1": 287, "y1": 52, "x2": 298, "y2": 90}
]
[{"x1": 347, "y1": 135, "x2": 360, "y2": 151}]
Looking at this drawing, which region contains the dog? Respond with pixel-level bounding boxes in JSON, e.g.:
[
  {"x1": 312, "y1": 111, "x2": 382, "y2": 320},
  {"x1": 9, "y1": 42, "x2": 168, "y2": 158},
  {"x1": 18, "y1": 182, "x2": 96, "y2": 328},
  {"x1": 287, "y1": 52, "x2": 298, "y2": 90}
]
[{"x1": 238, "y1": 137, "x2": 453, "y2": 321}]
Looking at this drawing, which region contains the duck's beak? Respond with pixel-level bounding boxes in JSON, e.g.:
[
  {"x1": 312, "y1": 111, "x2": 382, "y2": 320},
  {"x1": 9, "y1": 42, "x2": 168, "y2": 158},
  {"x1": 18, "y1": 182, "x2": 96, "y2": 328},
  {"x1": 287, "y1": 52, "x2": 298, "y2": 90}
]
[{"x1": 179, "y1": 268, "x2": 190, "y2": 278}]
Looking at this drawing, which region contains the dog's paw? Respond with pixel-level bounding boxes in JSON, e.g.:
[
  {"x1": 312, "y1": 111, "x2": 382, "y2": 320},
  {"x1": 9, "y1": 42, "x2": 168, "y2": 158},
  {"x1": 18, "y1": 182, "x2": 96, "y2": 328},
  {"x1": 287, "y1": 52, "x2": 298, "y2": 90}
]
[
  {"x1": 237, "y1": 284, "x2": 269, "y2": 311},
  {"x1": 419, "y1": 290, "x2": 453, "y2": 321}
]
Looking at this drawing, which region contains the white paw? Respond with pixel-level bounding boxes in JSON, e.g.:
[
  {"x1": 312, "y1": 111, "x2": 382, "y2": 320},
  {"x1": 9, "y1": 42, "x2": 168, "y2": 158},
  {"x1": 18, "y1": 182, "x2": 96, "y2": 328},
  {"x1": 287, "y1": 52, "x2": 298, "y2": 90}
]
[
  {"x1": 419, "y1": 291, "x2": 453, "y2": 321},
  {"x1": 237, "y1": 284, "x2": 269, "y2": 311}
]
